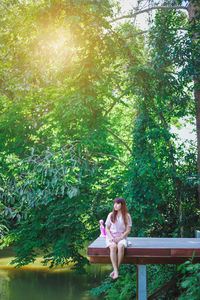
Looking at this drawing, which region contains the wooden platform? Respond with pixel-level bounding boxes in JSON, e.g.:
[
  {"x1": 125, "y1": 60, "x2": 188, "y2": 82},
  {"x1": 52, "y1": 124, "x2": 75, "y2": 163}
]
[{"x1": 87, "y1": 237, "x2": 200, "y2": 264}]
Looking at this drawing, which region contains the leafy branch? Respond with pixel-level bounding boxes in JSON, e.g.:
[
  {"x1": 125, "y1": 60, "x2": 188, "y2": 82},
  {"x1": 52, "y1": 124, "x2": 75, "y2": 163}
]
[{"x1": 111, "y1": 6, "x2": 188, "y2": 23}]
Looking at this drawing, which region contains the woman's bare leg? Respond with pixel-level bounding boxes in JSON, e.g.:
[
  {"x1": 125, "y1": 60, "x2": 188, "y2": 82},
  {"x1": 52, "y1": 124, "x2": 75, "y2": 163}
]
[
  {"x1": 109, "y1": 243, "x2": 118, "y2": 278},
  {"x1": 117, "y1": 242, "x2": 125, "y2": 269}
]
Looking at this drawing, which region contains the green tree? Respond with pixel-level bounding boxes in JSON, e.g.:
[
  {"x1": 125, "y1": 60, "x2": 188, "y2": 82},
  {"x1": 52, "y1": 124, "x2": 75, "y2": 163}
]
[{"x1": 0, "y1": 4, "x2": 199, "y2": 300}]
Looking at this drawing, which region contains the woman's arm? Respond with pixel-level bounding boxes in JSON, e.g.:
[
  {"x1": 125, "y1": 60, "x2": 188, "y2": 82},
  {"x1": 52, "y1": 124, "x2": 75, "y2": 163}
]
[
  {"x1": 119, "y1": 226, "x2": 131, "y2": 240},
  {"x1": 113, "y1": 226, "x2": 131, "y2": 243},
  {"x1": 106, "y1": 225, "x2": 114, "y2": 242}
]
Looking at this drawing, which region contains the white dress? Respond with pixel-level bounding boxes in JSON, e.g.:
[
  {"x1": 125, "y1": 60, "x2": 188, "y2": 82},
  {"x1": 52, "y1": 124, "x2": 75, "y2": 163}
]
[{"x1": 105, "y1": 213, "x2": 132, "y2": 247}]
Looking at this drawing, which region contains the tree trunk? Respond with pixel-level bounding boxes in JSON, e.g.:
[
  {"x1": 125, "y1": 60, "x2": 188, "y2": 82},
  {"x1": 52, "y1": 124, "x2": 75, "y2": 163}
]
[
  {"x1": 188, "y1": 1, "x2": 200, "y2": 208},
  {"x1": 195, "y1": 85, "x2": 200, "y2": 208}
]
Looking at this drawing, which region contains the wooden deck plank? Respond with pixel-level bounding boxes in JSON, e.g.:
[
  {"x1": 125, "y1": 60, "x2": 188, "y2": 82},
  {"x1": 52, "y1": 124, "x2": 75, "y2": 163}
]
[
  {"x1": 87, "y1": 237, "x2": 200, "y2": 264},
  {"x1": 88, "y1": 237, "x2": 200, "y2": 249},
  {"x1": 89, "y1": 256, "x2": 200, "y2": 264},
  {"x1": 171, "y1": 249, "x2": 200, "y2": 256}
]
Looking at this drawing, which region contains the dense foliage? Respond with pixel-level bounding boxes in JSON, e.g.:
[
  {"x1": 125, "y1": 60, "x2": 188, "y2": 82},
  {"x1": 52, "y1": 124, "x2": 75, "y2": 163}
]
[{"x1": 0, "y1": 0, "x2": 200, "y2": 297}]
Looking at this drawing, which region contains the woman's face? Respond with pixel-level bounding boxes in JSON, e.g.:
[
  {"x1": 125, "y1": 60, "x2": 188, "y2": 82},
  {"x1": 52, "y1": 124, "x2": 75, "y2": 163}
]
[{"x1": 114, "y1": 202, "x2": 122, "y2": 211}]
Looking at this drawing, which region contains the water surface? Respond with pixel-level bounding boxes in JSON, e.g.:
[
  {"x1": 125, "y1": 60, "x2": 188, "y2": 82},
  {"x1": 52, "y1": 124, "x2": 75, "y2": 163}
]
[{"x1": 0, "y1": 247, "x2": 111, "y2": 300}]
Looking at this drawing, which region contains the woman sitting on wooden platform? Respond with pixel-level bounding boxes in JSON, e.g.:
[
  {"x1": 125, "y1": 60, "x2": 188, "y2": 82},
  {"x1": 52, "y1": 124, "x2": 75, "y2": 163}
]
[{"x1": 105, "y1": 197, "x2": 132, "y2": 279}]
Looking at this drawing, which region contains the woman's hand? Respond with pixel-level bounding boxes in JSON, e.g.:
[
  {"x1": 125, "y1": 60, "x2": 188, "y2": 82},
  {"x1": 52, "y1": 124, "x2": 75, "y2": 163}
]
[
  {"x1": 109, "y1": 237, "x2": 115, "y2": 243},
  {"x1": 108, "y1": 237, "x2": 119, "y2": 244},
  {"x1": 113, "y1": 237, "x2": 122, "y2": 243}
]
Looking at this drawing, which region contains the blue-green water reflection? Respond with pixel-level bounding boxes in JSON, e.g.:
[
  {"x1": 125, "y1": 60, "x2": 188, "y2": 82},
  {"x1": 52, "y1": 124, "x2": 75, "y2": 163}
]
[{"x1": 0, "y1": 248, "x2": 111, "y2": 300}]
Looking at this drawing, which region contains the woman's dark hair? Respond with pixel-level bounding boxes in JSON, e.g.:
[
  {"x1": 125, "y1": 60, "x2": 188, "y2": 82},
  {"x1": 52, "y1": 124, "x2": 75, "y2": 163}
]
[{"x1": 111, "y1": 197, "x2": 128, "y2": 226}]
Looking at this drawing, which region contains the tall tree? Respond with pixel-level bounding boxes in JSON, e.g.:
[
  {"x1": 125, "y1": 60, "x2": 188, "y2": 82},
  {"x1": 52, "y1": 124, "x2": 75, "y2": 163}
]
[
  {"x1": 113, "y1": 0, "x2": 200, "y2": 207},
  {"x1": 187, "y1": 0, "x2": 200, "y2": 207}
]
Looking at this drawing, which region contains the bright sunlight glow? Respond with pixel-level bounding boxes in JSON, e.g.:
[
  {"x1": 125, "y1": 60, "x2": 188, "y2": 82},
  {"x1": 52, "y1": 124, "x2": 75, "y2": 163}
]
[{"x1": 34, "y1": 27, "x2": 76, "y2": 75}]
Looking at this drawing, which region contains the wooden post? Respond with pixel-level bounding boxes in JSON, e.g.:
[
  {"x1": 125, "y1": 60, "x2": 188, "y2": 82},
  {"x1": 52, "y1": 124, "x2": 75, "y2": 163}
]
[
  {"x1": 137, "y1": 264, "x2": 147, "y2": 300},
  {"x1": 94, "y1": 263, "x2": 96, "y2": 278}
]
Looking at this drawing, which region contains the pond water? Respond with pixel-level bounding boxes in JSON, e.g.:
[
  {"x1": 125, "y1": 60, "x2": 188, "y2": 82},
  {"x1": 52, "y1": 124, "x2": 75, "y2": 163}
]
[{"x1": 0, "y1": 247, "x2": 111, "y2": 300}]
